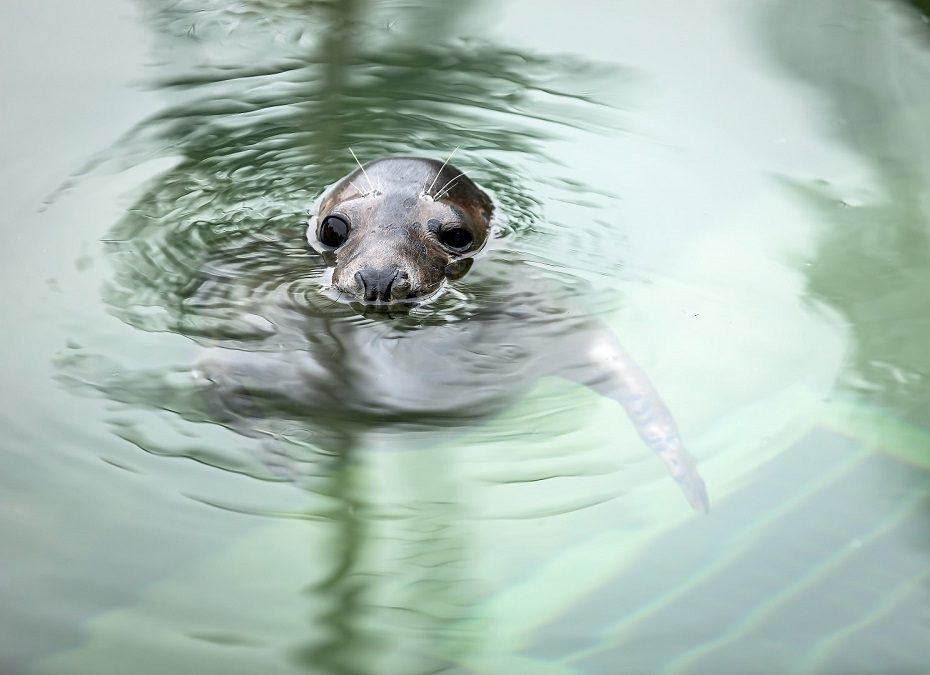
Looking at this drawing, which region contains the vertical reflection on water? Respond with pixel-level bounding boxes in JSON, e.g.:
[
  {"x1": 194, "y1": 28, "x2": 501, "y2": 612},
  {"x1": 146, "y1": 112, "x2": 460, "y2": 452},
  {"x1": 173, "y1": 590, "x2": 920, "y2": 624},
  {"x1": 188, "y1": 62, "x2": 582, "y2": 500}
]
[
  {"x1": 765, "y1": 0, "x2": 930, "y2": 449},
  {"x1": 289, "y1": 445, "x2": 482, "y2": 674}
]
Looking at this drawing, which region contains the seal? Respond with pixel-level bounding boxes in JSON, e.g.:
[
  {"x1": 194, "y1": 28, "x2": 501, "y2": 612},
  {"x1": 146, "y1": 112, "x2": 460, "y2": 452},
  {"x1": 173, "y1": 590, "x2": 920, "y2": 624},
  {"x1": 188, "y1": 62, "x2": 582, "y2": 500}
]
[
  {"x1": 198, "y1": 156, "x2": 709, "y2": 512},
  {"x1": 306, "y1": 157, "x2": 493, "y2": 304}
]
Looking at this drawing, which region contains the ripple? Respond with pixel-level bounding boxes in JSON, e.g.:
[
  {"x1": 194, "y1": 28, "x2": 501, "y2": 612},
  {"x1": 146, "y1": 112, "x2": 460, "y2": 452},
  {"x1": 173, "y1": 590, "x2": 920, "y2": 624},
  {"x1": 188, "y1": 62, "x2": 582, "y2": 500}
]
[{"x1": 60, "y1": 1, "x2": 637, "y2": 501}]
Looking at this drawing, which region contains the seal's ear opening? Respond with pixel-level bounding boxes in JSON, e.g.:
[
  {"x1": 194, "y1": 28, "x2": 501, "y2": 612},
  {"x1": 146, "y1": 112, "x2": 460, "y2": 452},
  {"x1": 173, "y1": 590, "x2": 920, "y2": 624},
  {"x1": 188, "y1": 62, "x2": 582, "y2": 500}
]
[{"x1": 444, "y1": 258, "x2": 474, "y2": 281}]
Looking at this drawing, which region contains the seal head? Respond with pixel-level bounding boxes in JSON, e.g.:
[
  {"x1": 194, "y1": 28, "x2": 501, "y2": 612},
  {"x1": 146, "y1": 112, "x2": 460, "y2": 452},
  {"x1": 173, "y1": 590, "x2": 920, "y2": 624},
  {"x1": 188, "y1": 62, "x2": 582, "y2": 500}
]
[{"x1": 307, "y1": 157, "x2": 493, "y2": 305}]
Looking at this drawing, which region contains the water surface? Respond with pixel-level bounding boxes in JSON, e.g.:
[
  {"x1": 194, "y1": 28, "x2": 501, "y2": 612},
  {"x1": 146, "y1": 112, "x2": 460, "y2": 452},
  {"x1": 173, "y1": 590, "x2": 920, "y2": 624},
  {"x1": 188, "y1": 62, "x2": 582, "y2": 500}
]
[{"x1": 1, "y1": 1, "x2": 929, "y2": 673}]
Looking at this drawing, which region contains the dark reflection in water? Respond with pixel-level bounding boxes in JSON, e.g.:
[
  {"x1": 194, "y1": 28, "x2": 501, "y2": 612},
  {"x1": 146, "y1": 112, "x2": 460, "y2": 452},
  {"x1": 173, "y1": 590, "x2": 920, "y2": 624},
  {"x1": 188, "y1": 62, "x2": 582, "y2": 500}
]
[
  {"x1": 768, "y1": 0, "x2": 930, "y2": 444},
  {"x1": 284, "y1": 460, "x2": 484, "y2": 674},
  {"x1": 57, "y1": 0, "x2": 650, "y2": 672},
  {"x1": 904, "y1": 0, "x2": 930, "y2": 23}
]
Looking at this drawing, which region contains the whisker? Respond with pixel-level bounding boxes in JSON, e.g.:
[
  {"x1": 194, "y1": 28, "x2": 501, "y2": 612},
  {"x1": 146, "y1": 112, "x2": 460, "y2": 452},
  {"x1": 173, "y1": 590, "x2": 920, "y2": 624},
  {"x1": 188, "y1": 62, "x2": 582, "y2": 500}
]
[
  {"x1": 348, "y1": 180, "x2": 367, "y2": 196},
  {"x1": 434, "y1": 171, "x2": 467, "y2": 200},
  {"x1": 425, "y1": 146, "x2": 460, "y2": 197},
  {"x1": 348, "y1": 148, "x2": 376, "y2": 193}
]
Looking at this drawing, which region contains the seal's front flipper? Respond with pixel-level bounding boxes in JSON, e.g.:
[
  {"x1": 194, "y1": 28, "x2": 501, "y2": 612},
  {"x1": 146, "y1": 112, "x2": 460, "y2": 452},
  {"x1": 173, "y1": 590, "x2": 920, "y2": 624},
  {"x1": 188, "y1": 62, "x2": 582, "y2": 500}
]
[{"x1": 556, "y1": 326, "x2": 709, "y2": 513}]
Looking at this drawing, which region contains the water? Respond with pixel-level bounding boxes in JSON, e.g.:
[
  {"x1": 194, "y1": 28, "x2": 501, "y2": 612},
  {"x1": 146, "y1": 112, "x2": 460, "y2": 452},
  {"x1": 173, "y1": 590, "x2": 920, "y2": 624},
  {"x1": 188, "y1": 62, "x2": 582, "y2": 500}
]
[{"x1": 1, "y1": 0, "x2": 929, "y2": 673}]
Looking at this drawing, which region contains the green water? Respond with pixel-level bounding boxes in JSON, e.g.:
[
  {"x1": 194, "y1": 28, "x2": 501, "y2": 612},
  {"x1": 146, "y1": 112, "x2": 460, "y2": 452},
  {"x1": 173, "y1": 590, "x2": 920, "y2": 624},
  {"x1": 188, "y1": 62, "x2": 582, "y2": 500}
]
[{"x1": 1, "y1": 1, "x2": 929, "y2": 673}]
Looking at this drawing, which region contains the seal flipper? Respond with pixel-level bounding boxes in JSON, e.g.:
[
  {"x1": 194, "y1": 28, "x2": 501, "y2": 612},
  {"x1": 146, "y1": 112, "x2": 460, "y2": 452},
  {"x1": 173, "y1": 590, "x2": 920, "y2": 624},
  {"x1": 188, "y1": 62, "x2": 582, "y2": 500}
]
[{"x1": 554, "y1": 325, "x2": 709, "y2": 513}]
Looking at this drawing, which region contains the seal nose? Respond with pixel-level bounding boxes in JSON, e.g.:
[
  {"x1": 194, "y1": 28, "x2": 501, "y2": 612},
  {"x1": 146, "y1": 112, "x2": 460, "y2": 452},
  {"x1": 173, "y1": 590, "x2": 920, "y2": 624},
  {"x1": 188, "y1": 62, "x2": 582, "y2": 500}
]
[{"x1": 355, "y1": 266, "x2": 406, "y2": 302}]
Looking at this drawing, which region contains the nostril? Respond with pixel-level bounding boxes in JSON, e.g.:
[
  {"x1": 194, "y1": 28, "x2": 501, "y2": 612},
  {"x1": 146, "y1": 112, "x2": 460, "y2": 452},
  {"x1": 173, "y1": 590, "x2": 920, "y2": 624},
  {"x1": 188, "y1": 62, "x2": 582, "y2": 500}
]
[
  {"x1": 382, "y1": 271, "x2": 397, "y2": 301},
  {"x1": 355, "y1": 266, "x2": 399, "y2": 302},
  {"x1": 393, "y1": 270, "x2": 411, "y2": 291}
]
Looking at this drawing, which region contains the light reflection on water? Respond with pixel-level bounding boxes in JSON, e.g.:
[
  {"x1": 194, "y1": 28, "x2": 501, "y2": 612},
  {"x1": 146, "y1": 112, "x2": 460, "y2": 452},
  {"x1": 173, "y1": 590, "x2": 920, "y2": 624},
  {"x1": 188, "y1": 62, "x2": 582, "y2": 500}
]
[{"x1": 0, "y1": 0, "x2": 928, "y2": 673}]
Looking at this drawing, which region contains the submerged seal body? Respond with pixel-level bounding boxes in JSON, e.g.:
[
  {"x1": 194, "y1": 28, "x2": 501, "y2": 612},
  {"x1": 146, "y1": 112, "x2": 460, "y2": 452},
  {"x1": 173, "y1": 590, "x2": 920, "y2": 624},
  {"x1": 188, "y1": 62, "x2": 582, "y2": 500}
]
[{"x1": 198, "y1": 156, "x2": 709, "y2": 512}]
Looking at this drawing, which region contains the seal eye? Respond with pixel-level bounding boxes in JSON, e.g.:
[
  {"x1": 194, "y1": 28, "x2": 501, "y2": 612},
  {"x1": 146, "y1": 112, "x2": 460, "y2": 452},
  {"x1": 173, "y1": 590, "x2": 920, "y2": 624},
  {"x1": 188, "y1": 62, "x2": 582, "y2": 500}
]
[
  {"x1": 318, "y1": 215, "x2": 350, "y2": 248},
  {"x1": 440, "y1": 227, "x2": 473, "y2": 251}
]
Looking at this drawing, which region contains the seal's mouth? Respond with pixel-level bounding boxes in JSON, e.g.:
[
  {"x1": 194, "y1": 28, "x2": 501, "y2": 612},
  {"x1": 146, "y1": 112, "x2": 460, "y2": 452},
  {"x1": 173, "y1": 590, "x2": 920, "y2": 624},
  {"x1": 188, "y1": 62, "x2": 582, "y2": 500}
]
[{"x1": 319, "y1": 266, "x2": 448, "y2": 310}]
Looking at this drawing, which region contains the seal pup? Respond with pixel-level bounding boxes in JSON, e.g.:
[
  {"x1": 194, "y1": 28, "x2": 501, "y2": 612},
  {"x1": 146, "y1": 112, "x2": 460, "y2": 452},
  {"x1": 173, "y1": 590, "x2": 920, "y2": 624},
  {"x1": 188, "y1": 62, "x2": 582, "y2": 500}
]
[{"x1": 198, "y1": 156, "x2": 709, "y2": 512}]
